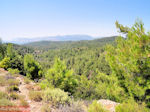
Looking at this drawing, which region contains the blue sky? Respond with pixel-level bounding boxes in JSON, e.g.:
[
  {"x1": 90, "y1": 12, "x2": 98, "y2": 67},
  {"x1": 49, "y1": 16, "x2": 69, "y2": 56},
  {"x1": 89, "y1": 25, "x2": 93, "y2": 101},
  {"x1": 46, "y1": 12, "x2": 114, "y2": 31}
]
[{"x1": 0, "y1": 0, "x2": 150, "y2": 41}]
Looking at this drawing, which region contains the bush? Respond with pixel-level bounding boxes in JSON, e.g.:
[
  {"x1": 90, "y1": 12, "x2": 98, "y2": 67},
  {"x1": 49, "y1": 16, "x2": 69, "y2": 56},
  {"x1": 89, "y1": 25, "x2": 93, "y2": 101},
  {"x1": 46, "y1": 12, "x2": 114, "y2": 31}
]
[
  {"x1": 0, "y1": 99, "x2": 14, "y2": 106},
  {"x1": 9, "y1": 92, "x2": 19, "y2": 100},
  {"x1": 88, "y1": 101, "x2": 109, "y2": 112},
  {"x1": 8, "y1": 68, "x2": 20, "y2": 75},
  {"x1": 43, "y1": 88, "x2": 71, "y2": 106},
  {"x1": 7, "y1": 85, "x2": 19, "y2": 93},
  {"x1": 24, "y1": 54, "x2": 42, "y2": 80},
  {"x1": 43, "y1": 58, "x2": 78, "y2": 94},
  {"x1": 0, "y1": 91, "x2": 9, "y2": 99},
  {"x1": 0, "y1": 57, "x2": 11, "y2": 69},
  {"x1": 29, "y1": 91, "x2": 43, "y2": 102},
  {"x1": 7, "y1": 79, "x2": 20, "y2": 86},
  {"x1": 0, "y1": 76, "x2": 6, "y2": 86},
  {"x1": 115, "y1": 100, "x2": 150, "y2": 112}
]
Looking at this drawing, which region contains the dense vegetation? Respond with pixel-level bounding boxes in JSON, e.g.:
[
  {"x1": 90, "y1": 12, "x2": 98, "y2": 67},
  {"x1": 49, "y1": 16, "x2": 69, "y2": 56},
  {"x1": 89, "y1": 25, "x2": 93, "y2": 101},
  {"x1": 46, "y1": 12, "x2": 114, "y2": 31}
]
[{"x1": 0, "y1": 20, "x2": 150, "y2": 111}]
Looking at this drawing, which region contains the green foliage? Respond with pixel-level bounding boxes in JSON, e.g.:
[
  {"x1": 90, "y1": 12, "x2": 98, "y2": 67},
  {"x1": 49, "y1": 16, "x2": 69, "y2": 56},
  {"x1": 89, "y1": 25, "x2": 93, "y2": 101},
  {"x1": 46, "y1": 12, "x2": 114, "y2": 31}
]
[
  {"x1": 43, "y1": 88, "x2": 71, "y2": 106},
  {"x1": 88, "y1": 101, "x2": 109, "y2": 112},
  {"x1": 43, "y1": 58, "x2": 78, "y2": 94},
  {"x1": 6, "y1": 44, "x2": 16, "y2": 59},
  {"x1": 74, "y1": 72, "x2": 125, "y2": 101},
  {"x1": 94, "y1": 72, "x2": 126, "y2": 102},
  {"x1": 115, "y1": 99, "x2": 149, "y2": 112},
  {"x1": 8, "y1": 68, "x2": 20, "y2": 75},
  {"x1": 106, "y1": 20, "x2": 150, "y2": 105},
  {"x1": 0, "y1": 39, "x2": 5, "y2": 61},
  {"x1": 0, "y1": 44, "x2": 24, "y2": 73},
  {"x1": 0, "y1": 57, "x2": 11, "y2": 69},
  {"x1": 73, "y1": 75, "x2": 96, "y2": 100},
  {"x1": 24, "y1": 54, "x2": 42, "y2": 79}
]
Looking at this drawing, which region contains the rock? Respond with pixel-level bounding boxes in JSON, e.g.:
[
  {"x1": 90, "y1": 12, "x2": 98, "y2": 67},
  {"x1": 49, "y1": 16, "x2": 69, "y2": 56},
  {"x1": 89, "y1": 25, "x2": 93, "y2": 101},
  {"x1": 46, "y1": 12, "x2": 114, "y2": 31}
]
[{"x1": 97, "y1": 99, "x2": 120, "y2": 112}]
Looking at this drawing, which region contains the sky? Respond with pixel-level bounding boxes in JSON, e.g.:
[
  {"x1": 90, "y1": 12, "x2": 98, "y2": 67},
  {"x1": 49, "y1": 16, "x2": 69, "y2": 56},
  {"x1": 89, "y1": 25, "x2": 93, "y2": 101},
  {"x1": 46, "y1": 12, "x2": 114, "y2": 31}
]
[{"x1": 0, "y1": 0, "x2": 150, "y2": 41}]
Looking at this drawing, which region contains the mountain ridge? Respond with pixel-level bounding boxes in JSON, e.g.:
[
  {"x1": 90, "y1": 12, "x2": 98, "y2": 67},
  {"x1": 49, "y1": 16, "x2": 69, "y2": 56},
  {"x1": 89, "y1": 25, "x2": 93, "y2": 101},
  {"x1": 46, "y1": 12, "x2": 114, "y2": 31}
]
[{"x1": 8, "y1": 35, "x2": 94, "y2": 44}]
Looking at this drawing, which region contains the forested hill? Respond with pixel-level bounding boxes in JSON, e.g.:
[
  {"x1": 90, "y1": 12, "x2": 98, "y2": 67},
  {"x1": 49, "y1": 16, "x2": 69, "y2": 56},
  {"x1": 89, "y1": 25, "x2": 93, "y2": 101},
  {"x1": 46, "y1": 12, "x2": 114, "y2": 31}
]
[
  {"x1": 24, "y1": 36, "x2": 117, "y2": 50},
  {"x1": 22, "y1": 36, "x2": 117, "y2": 77}
]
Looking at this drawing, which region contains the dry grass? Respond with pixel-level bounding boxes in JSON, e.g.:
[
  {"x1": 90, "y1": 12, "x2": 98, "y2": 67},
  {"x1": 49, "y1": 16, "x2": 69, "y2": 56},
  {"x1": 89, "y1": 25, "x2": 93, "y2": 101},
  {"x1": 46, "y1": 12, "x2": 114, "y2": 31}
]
[
  {"x1": 0, "y1": 76, "x2": 6, "y2": 86},
  {"x1": 0, "y1": 98, "x2": 15, "y2": 106},
  {"x1": 41, "y1": 104, "x2": 51, "y2": 112},
  {"x1": 24, "y1": 77, "x2": 31, "y2": 84},
  {"x1": 0, "y1": 91, "x2": 9, "y2": 99},
  {"x1": 29, "y1": 91, "x2": 43, "y2": 102},
  {"x1": 7, "y1": 79, "x2": 20, "y2": 86}
]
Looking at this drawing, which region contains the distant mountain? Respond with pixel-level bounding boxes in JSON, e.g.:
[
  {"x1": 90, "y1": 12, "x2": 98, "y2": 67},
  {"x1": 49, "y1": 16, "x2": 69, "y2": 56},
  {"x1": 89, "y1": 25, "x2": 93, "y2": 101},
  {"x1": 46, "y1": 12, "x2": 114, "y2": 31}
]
[
  {"x1": 24, "y1": 36, "x2": 117, "y2": 50},
  {"x1": 9, "y1": 35, "x2": 93, "y2": 44}
]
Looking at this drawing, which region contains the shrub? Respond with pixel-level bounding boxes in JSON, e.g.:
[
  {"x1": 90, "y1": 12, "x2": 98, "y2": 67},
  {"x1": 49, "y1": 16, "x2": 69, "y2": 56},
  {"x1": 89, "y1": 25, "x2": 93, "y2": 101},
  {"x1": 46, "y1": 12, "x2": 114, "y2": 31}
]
[
  {"x1": 0, "y1": 76, "x2": 6, "y2": 86},
  {"x1": 43, "y1": 58, "x2": 78, "y2": 94},
  {"x1": 88, "y1": 101, "x2": 109, "y2": 112},
  {"x1": 7, "y1": 79, "x2": 20, "y2": 86},
  {"x1": 0, "y1": 57, "x2": 11, "y2": 70},
  {"x1": 115, "y1": 100, "x2": 150, "y2": 112},
  {"x1": 9, "y1": 92, "x2": 19, "y2": 100},
  {"x1": 29, "y1": 91, "x2": 43, "y2": 102},
  {"x1": 41, "y1": 104, "x2": 51, "y2": 112},
  {"x1": 24, "y1": 54, "x2": 42, "y2": 80},
  {"x1": 7, "y1": 85, "x2": 19, "y2": 93},
  {"x1": 0, "y1": 99, "x2": 14, "y2": 106},
  {"x1": 8, "y1": 68, "x2": 20, "y2": 75},
  {"x1": 43, "y1": 88, "x2": 71, "y2": 106},
  {"x1": 0, "y1": 91, "x2": 9, "y2": 99}
]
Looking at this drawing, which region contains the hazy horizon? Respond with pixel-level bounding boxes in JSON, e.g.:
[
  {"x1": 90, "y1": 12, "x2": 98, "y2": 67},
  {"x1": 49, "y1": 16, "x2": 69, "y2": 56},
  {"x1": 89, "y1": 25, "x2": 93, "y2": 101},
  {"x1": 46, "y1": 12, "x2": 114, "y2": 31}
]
[{"x1": 0, "y1": 0, "x2": 150, "y2": 41}]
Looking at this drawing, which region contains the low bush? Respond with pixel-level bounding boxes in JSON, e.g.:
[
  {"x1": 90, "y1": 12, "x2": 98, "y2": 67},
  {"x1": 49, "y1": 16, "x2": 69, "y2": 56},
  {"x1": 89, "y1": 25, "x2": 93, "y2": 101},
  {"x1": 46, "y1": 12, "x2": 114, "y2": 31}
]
[
  {"x1": 8, "y1": 68, "x2": 20, "y2": 75},
  {"x1": 9, "y1": 92, "x2": 19, "y2": 100},
  {"x1": 88, "y1": 101, "x2": 109, "y2": 112},
  {"x1": 115, "y1": 100, "x2": 150, "y2": 112},
  {"x1": 29, "y1": 91, "x2": 43, "y2": 102},
  {"x1": 0, "y1": 98, "x2": 14, "y2": 106},
  {"x1": 7, "y1": 85, "x2": 19, "y2": 93},
  {"x1": 7, "y1": 79, "x2": 20, "y2": 86},
  {"x1": 0, "y1": 91, "x2": 9, "y2": 99},
  {"x1": 43, "y1": 88, "x2": 71, "y2": 107}
]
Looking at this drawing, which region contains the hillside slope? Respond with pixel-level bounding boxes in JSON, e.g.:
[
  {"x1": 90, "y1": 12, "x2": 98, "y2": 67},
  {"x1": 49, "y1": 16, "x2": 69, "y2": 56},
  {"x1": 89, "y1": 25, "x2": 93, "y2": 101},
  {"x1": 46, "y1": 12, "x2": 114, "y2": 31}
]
[{"x1": 0, "y1": 68, "x2": 119, "y2": 112}]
